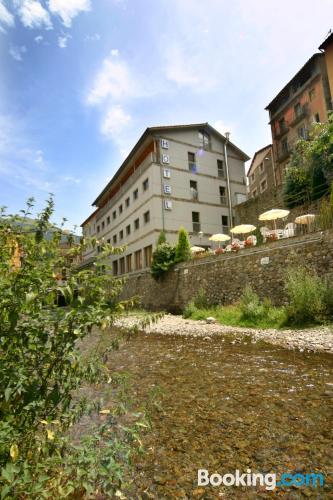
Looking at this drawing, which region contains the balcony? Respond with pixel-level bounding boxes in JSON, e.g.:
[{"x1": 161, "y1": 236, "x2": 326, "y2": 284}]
[
  {"x1": 189, "y1": 162, "x2": 198, "y2": 173},
  {"x1": 277, "y1": 143, "x2": 292, "y2": 163},
  {"x1": 289, "y1": 103, "x2": 309, "y2": 127},
  {"x1": 192, "y1": 222, "x2": 201, "y2": 233},
  {"x1": 220, "y1": 195, "x2": 227, "y2": 205},
  {"x1": 273, "y1": 124, "x2": 289, "y2": 140}
]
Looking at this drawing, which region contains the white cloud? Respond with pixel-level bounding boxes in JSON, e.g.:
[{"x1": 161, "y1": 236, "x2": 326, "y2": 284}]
[
  {"x1": 16, "y1": 0, "x2": 52, "y2": 29},
  {"x1": 34, "y1": 34, "x2": 43, "y2": 43},
  {"x1": 0, "y1": 1, "x2": 14, "y2": 27},
  {"x1": 48, "y1": 0, "x2": 91, "y2": 27},
  {"x1": 9, "y1": 45, "x2": 27, "y2": 61},
  {"x1": 85, "y1": 32, "x2": 100, "y2": 41},
  {"x1": 87, "y1": 57, "x2": 131, "y2": 104},
  {"x1": 100, "y1": 105, "x2": 131, "y2": 138},
  {"x1": 165, "y1": 44, "x2": 217, "y2": 90},
  {"x1": 213, "y1": 120, "x2": 234, "y2": 137},
  {"x1": 58, "y1": 33, "x2": 71, "y2": 48},
  {"x1": 111, "y1": 48, "x2": 119, "y2": 57}
]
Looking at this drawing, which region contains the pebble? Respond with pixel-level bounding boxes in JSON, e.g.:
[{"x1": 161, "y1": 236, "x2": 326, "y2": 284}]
[{"x1": 115, "y1": 315, "x2": 333, "y2": 354}]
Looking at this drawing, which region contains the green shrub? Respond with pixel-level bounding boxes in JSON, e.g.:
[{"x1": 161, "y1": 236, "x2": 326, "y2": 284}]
[
  {"x1": 285, "y1": 267, "x2": 325, "y2": 325},
  {"x1": 157, "y1": 230, "x2": 167, "y2": 245},
  {"x1": 194, "y1": 288, "x2": 209, "y2": 309},
  {"x1": 151, "y1": 243, "x2": 175, "y2": 280},
  {"x1": 239, "y1": 286, "x2": 263, "y2": 320},
  {"x1": 183, "y1": 301, "x2": 198, "y2": 318},
  {"x1": 175, "y1": 227, "x2": 191, "y2": 263}
]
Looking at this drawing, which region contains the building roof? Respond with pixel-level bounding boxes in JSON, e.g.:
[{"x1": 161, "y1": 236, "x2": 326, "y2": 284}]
[
  {"x1": 265, "y1": 53, "x2": 323, "y2": 111},
  {"x1": 90, "y1": 123, "x2": 250, "y2": 208},
  {"x1": 247, "y1": 145, "x2": 272, "y2": 177},
  {"x1": 319, "y1": 30, "x2": 333, "y2": 51}
]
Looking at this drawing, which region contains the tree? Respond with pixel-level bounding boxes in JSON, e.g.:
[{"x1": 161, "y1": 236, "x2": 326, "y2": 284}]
[
  {"x1": 283, "y1": 116, "x2": 332, "y2": 208},
  {"x1": 175, "y1": 227, "x2": 191, "y2": 263},
  {"x1": 157, "y1": 230, "x2": 167, "y2": 245},
  {"x1": 0, "y1": 197, "x2": 136, "y2": 498},
  {"x1": 151, "y1": 243, "x2": 176, "y2": 280}
]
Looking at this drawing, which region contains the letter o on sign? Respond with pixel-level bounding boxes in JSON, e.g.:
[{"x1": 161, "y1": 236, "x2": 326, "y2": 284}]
[
  {"x1": 210, "y1": 473, "x2": 222, "y2": 486},
  {"x1": 223, "y1": 474, "x2": 236, "y2": 486}
]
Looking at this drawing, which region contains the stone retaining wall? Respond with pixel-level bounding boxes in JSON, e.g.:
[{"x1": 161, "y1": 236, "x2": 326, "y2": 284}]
[{"x1": 120, "y1": 230, "x2": 333, "y2": 312}]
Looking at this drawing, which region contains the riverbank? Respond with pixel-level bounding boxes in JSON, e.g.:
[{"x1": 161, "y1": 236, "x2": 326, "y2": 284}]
[{"x1": 117, "y1": 314, "x2": 333, "y2": 354}]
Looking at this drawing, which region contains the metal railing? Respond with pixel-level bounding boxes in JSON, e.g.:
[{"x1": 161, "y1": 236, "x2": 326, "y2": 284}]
[{"x1": 192, "y1": 222, "x2": 201, "y2": 233}]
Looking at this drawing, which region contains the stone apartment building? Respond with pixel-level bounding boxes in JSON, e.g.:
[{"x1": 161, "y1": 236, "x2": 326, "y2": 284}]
[
  {"x1": 247, "y1": 145, "x2": 275, "y2": 199},
  {"x1": 81, "y1": 123, "x2": 249, "y2": 274},
  {"x1": 319, "y1": 30, "x2": 333, "y2": 109},
  {"x1": 265, "y1": 53, "x2": 332, "y2": 186}
]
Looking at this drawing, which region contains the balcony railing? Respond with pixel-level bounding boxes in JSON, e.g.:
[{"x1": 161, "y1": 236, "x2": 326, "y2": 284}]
[
  {"x1": 192, "y1": 222, "x2": 201, "y2": 233},
  {"x1": 189, "y1": 162, "x2": 197, "y2": 173},
  {"x1": 222, "y1": 225, "x2": 229, "y2": 235},
  {"x1": 220, "y1": 195, "x2": 227, "y2": 205},
  {"x1": 289, "y1": 103, "x2": 309, "y2": 127}
]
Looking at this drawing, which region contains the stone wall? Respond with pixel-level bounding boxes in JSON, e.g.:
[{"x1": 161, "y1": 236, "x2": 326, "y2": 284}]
[
  {"x1": 234, "y1": 185, "x2": 323, "y2": 228},
  {"x1": 120, "y1": 229, "x2": 333, "y2": 312}
]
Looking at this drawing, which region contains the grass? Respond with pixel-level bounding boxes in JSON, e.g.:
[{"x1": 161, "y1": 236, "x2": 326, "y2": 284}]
[{"x1": 183, "y1": 303, "x2": 287, "y2": 329}]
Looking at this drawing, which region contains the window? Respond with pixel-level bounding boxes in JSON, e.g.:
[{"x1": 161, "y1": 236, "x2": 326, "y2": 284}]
[
  {"x1": 217, "y1": 159, "x2": 225, "y2": 178},
  {"x1": 222, "y1": 215, "x2": 229, "y2": 234},
  {"x1": 119, "y1": 229, "x2": 123, "y2": 240},
  {"x1": 107, "y1": 216, "x2": 110, "y2": 225},
  {"x1": 251, "y1": 173, "x2": 255, "y2": 183},
  {"x1": 259, "y1": 163, "x2": 264, "y2": 173},
  {"x1": 133, "y1": 188, "x2": 138, "y2": 200},
  {"x1": 163, "y1": 168, "x2": 171, "y2": 178},
  {"x1": 164, "y1": 200, "x2": 172, "y2": 210},
  {"x1": 278, "y1": 117, "x2": 287, "y2": 133},
  {"x1": 198, "y1": 130, "x2": 211, "y2": 150},
  {"x1": 119, "y1": 257, "x2": 125, "y2": 275},
  {"x1": 119, "y1": 204, "x2": 123, "y2": 215},
  {"x1": 112, "y1": 210, "x2": 116, "y2": 220},
  {"x1": 107, "y1": 238, "x2": 111, "y2": 244},
  {"x1": 134, "y1": 218, "x2": 140, "y2": 230},
  {"x1": 143, "y1": 178, "x2": 149, "y2": 191},
  {"x1": 161, "y1": 138, "x2": 169, "y2": 149},
  {"x1": 97, "y1": 225, "x2": 100, "y2": 233},
  {"x1": 282, "y1": 139, "x2": 288, "y2": 153},
  {"x1": 188, "y1": 152, "x2": 196, "y2": 172},
  {"x1": 190, "y1": 180, "x2": 198, "y2": 200},
  {"x1": 315, "y1": 113, "x2": 320, "y2": 123},
  {"x1": 143, "y1": 210, "x2": 150, "y2": 224},
  {"x1": 162, "y1": 154, "x2": 170, "y2": 164},
  {"x1": 219, "y1": 186, "x2": 226, "y2": 204},
  {"x1": 135, "y1": 250, "x2": 142, "y2": 270},
  {"x1": 126, "y1": 224, "x2": 131, "y2": 235},
  {"x1": 309, "y1": 88, "x2": 315, "y2": 101},
  {"x1": 298, "y1": 125, "x2": 307, "y2": 139},
  {"x1": 294, "y1": 102, "x2": 301, "y2": 117},
  {"x1": 112, "y1": 260, "x2": 118, "y2": 276},
  {"x1": 144, "y1": 245, "x2": 153, "y2": 267},
  {"x1": 126, "y1": 254, "x2": 132, "y2": 273},
  {"x1": 192, "y1": 211, "x2": 200, "y2": 232},
  {"x1": 113, "y1": 234, "x2": 117, "y2": 244},
  {"x1": 101, "y1": 221, "x2": 105, "y2": 230},
  {"x1": 164, "y1": 184, "x2": 171, "y2": 194},
  {"x1": 125, "y1": 197, "x2": 130, "y2": 208},
  {"x1": 260, "y1": 179, "x2": 267, "y2": 192},
  {"x1": 252, "y1": 190, "x2": 257, "y2": 198}
]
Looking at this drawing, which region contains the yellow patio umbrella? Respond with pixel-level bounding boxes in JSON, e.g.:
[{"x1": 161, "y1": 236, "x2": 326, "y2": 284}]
[
  {"x1": 230, "y1": 224, "x2": 256, "y2": 235},
  {"x1": 209, "y1": 233, "x2": 230, "y2": 248},
  {"x1": 259, "y1": 209, "x2": 290, "y2": 231},
  {"x1": 295, "y1": 214, "x2": 316, "y2": 225},
  {"x1": 190, "y1": 246, "x2": 205, "y2": 254}
]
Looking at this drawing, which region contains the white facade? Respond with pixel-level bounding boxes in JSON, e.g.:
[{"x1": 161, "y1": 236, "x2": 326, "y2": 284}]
[{"x1": 81, "y1": 124, "x2": 249, "y2": 274}]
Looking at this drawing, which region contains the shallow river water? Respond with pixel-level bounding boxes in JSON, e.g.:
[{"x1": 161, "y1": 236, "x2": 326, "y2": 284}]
[{"x1": 109, "y1": 332, "x2": 333, "y2": 499}]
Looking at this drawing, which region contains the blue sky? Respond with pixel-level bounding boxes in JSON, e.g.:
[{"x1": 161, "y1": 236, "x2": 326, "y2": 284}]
[{"x1": 0, "y1": 0, "x2": 332, "y2": 230}]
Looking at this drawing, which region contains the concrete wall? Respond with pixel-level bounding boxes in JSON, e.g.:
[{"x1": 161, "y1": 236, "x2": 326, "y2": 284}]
[{"x1": 120, "y1": 229, "x2": 333, "y2": 312}]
